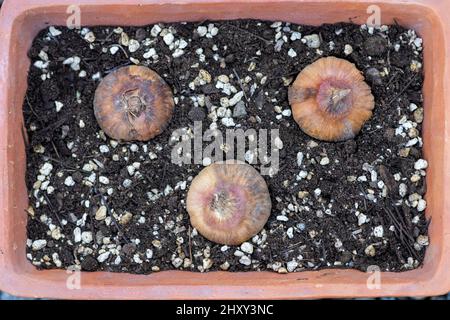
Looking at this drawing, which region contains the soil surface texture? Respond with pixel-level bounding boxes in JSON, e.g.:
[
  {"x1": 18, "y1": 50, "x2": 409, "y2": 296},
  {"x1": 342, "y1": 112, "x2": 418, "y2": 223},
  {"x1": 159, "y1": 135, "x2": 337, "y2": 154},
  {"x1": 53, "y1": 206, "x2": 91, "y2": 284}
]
[{"x1": 24, "y1": 20, "x2": 428, "y2": 274}]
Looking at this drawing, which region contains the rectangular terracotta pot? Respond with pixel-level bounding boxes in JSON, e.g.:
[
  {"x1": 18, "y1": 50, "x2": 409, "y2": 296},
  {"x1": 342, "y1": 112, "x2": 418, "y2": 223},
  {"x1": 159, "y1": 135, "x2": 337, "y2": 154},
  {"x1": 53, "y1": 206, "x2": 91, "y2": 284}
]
[{"x1": 0, "y1": 0, "x2": 449, "y2": 299}]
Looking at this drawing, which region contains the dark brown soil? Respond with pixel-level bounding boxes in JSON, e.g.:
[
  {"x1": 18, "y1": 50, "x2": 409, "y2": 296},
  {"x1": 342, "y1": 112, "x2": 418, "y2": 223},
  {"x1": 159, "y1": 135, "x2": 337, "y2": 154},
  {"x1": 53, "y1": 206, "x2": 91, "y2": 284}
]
[{"x1": 24, "y1": 20, "x2": 428, "y2": 274}]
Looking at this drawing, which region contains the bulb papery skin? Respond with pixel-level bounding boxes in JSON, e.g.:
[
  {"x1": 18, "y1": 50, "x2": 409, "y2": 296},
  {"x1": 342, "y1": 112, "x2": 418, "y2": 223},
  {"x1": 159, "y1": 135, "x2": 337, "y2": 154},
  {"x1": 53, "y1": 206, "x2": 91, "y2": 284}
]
[
  {"x1": 316, "y1": 79, "x2": 352, "y2": 116},
  {"x1": 204, "y1": 183, "x2": 247, "y2": 228},
  {"x1": 93, "y1": 65, "x2": 174, "y2": 141},
  {"x1": 288, "y1": 56, "x2": 375, "y2": 142},
  {"x1": 186, "y1": 160, "x2": 272, "y2": 245}
]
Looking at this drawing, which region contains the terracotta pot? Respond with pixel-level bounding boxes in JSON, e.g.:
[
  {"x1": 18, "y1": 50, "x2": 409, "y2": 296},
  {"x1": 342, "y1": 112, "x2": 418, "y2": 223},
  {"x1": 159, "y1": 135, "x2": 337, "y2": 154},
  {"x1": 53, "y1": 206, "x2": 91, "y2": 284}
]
[{"x1": 0, "y1": 0, "x2": 449, "y2": 300}]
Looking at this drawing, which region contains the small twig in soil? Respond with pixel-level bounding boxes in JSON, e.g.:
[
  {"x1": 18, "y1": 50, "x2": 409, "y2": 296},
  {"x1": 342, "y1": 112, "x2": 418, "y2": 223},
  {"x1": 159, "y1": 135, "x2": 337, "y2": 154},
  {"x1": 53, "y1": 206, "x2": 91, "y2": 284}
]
[
  {"x1": 51, "y1": 141, "x2": 61, "y2": 158},
  {"x1": 222, "y1": 23, "x2": 272, "y2": 45},
  {"x1": 366, "y1": 127, "x2": 383, "y2": 134},
  {"x1": 35, "y1": 117, "x2": 67, "y2": 135},
  {"x1": 117, "y1": 44, "x2": 129, "y2": 59},
  {"x1": 383, "y1": 200, "x2": 420, "y2": 261},
  {"x1": 25, "y1": 95, "x2": 39, "y2": 118},
  {"x1": 188, "y1": 225, "x2": 193, "y2": 263},
  {"x1": 283, "y1": 241, "x2": 304, "y2": 253},
  {"x1": 194, "y1": 20, "x2": 209, "y2": 27},
  {"x1": 43, "y1": 193, "x2": 63, "y2": 227},
  {"x1": 43, "y1": 156, "x2": 77, "y2": 170},
  {"x1": 21, "y1": 125, "x2": 29, "y2": 150},
  {"x1": 385, "y1": 71, "x2": 399, "y2": 89},
  {"x1": 112, "y1": 44, "x2": 129, "y2": 59},
  {"x1": 392, "y1": 203, "x2": 415, "y2": 243},
  {"x1": 357, "y1": 184, "x2": 368, "y2": 211},
  {"x1": 386, "y1": 74, "x2": 417, "y2": 106},
  {"x1": 232, "y1": 68, "x2": 249, "y2": 103},
  {"x1": 99, "y1": 30, "x2": 115, "y2": 45},
  {"x1": 104, "y1": 61, "x2": 132, "y2": 74}
]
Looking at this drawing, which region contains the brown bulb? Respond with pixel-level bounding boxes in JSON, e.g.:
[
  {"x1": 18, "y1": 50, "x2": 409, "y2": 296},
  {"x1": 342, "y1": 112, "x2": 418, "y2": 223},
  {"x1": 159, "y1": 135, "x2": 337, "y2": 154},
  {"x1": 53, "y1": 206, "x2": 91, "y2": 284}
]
[
  {"x1": 93, "y1": 65, "x2": 174, "y2": 141},
  {"x1": 186, "y1": 160, "x2": 272, "y2": 245},
  {"x1": 288, "y1": 56, "x2": 375, "y2": 141}
]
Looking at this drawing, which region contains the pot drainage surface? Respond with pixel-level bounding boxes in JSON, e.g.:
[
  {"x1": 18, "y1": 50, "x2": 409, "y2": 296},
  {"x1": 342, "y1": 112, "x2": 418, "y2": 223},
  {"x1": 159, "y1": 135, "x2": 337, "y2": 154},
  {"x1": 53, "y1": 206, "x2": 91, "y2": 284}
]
[{"x1": 24, "y1": 20, "x2": 428, "y2": 274}]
